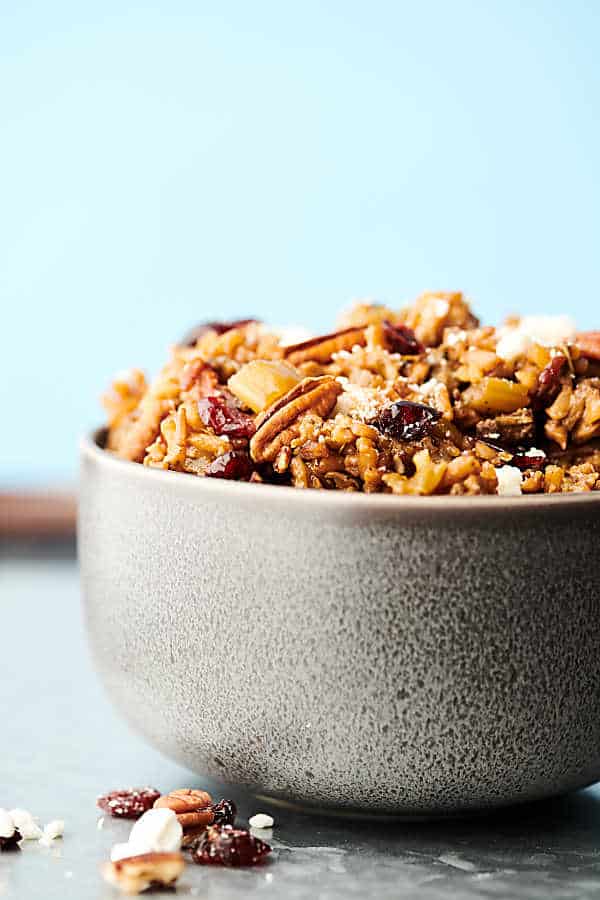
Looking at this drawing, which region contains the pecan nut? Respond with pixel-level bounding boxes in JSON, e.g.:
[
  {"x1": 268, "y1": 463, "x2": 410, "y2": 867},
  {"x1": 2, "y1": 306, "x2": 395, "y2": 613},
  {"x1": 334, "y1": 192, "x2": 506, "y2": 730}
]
[
  {"x1": 250, "y1": 377, "x2": 342, "y2": 464},
  {"x1": 102, "y1": 851, "x2": 185, "y2": 895},
  {"x1": 576, "y1": 331, "x2": 600, "y2": 361},
  {"x1": 154, "y1": 789, "x2": 214, "y2": 829},
  {"x1": 284, "y1": 327, "x2": 366, "y2": 365},
  {"x1": 154, "y1": 789, "x2": 213, "y2": 813}
]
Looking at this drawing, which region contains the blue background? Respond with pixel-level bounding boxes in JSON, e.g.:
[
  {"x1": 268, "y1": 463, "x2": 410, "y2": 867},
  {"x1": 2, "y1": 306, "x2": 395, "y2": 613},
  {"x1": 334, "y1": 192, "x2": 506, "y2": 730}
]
[{"x1": 2, "y1": 1, "x2": 599, "y2": 486}]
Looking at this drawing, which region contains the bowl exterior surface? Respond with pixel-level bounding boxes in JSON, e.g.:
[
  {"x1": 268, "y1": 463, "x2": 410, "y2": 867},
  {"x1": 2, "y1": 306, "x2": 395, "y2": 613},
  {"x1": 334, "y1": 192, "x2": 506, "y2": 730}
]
[{"x1": 79, "y1": 441, "x2": 600, "y2": 813}]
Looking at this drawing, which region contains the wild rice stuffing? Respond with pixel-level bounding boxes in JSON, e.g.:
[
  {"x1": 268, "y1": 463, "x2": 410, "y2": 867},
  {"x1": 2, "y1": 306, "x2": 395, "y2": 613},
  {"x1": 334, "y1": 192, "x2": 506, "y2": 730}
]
[{"x1": 102, "y1": 295, "x2": 600, "y2": 496}]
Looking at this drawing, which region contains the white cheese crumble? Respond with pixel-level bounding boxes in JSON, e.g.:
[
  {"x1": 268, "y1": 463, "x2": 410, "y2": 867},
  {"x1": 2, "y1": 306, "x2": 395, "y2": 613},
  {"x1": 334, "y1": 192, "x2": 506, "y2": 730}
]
[
  {"x1": 110, "y1": 839, "x2": 155, "y2": 862},
  {"x1": 416, "y1": 378, "x2": 446, "y2": 409},
  {"x1": 495, "y1": 466, "x2": 523, "y2": 496},
  {"x1": 526, "y1": 447, "x2": 546, "y2": 459},
  {"x1": 249, "y1": 813, "x2": 274, "y2": 829},
  {"x1": 445, "y1": 329, "x2": 467, "y2": 347},
  {"x1": 431, "y1": 298, "x2": 450, "y2": 317},
  {"x1": 496, "y1": 315, "x2": 576, "y2": 361},
  {"x1": 0, "y1": 810, "x2": 16, "y2": 839},
  {"x1": 128, "y1": 808, "x2": 182, "y2": 854},
  {"x1": 39, "y1": 819, "x2": 65, "y2": 846},
  {"x1": 109, "y1": 808, "x2": 183, "y2": 861},
  {"x1": 9, "y1": 809, "x2": 43, "y2": 840},
  {"x1": 495, "y1": 329, "x2": 531, "y2": 361},
  {"x1": 268, "y1": 324, "x2": 313, "y2": 347}
]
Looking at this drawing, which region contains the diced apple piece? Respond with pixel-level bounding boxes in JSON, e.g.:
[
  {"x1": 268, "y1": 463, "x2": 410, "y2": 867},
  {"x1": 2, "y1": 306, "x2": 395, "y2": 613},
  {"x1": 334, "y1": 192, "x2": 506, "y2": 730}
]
[
  {"x1": 228, "y1": 360, "x2": 302, "y2": 413},
  {"x1": 464, "y1": 377, "x2": 529, "y2": 414}
]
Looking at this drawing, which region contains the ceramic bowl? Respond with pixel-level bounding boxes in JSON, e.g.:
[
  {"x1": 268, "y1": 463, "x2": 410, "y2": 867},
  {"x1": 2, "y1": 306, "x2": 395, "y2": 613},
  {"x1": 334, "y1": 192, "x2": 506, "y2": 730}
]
[{"x1": 79, "y1": 431, "x2": 600, "y2": 815}]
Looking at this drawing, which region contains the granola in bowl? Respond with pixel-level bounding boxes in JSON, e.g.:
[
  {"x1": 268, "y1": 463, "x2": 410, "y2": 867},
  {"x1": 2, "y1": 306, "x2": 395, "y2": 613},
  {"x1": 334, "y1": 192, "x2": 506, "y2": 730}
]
[{"x1": 102, "y1": 294, "x2": 600, "y2": 496}]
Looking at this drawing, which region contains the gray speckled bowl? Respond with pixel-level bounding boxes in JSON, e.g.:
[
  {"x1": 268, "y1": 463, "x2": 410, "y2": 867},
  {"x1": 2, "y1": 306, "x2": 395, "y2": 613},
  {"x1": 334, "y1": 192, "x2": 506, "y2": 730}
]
[{"x1": 79, "y1": 432, "x2": 600, "y2": 815}]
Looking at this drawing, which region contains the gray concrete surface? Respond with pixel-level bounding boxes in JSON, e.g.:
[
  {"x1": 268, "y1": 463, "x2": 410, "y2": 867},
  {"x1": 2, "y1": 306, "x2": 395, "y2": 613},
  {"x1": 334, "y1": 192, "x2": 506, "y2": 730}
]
[{"x1": 1, "y1": 549, "x2": 600, "y2": 899}]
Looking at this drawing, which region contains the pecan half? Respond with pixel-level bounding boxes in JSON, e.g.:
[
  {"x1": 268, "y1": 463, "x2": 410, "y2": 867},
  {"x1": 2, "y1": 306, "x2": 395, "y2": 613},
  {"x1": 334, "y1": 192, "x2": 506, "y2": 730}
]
[
  {"x1": 284, "y1": 327, "x2": 366, "y2": 366},
  {"x1": 179, "y1": 319, "x2": 258, "y2": 347},
  {"x1": 250, "y1": 377, "x2": 342, "y2": 463},
  {"x1": 154, "y1": 789, "x2": 214, "y2": 828},
  {"x1": 576, "y1": 332, "x2": 600, "y2": 361},
  {"x1": 102, "y1": 852, "x2": 185, "y2": 895}
]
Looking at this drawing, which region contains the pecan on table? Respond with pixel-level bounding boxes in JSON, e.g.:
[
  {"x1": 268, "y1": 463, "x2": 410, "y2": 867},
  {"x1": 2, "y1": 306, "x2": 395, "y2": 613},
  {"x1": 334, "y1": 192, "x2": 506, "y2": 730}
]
[
  {"x1": 154, "y1": 788, "x2": 214, "y2": 829},
  {"x1": 102, "y1": 852, "x2": 185, "y2": 895}
]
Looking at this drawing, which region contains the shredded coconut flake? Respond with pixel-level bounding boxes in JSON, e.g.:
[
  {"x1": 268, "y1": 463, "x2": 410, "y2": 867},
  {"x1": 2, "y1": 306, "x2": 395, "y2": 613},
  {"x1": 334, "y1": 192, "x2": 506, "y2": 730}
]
[{"x1": 335, "y1": 378, "x2": 389, "y2": 421}]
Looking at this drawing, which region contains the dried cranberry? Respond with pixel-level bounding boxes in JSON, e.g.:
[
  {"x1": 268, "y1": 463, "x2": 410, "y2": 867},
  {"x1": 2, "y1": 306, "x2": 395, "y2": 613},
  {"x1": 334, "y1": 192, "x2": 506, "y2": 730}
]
[
  {"x1": 180, "y1": 319, "x2": 258, "y2": 346},
  {"x1": 0, "y1": 829, "x2": 21, "y2": 851},
  {"x1": 371, "y1": 400, "x2": 441, "y2": 441},
  {"x1": 192, "y1": 824, "x2": 271, "y2": 867},
  {"x1": 534, "y1": 355, "x2": 566, "y2": 408},
  {"x1": 382, "y1": 321, "x2": 424, "y2": 355},
  {"x1": 198, "y1": 396, "x2": 256, "y2": 438},
  {"x1": 511, "y1": 448, "x2": 547, "y2": 471},
  {"x1": 211, "y1": 799, "x2": 237, "y2": 827},
  {"x1": 205, "y1": 451, "x2": 254, "y2": 480},
  {"x1": 97, "y1": 787, "x2": 161, "y2": 819}
]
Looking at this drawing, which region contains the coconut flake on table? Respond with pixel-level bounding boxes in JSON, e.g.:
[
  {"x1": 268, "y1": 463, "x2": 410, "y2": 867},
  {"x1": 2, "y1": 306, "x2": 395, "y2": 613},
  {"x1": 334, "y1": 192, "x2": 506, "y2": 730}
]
[
  {"x1": 495, "y1": 465, "x2": 523, "y2": 496},
  {"x1": 495, "y1": 315, "x2": 577, "y2": 361}
]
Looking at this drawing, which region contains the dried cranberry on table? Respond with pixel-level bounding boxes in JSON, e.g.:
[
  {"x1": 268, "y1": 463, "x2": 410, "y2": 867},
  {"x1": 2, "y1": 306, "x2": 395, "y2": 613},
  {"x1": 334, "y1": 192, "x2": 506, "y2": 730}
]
[
  {"x1": 97, "y1": 787, "x2": 161, "y2": 819},
  {"x1": 205, "y1": 451, "x2": 254, "y2": 480},
  {"x1": 180, "y1": 319, "x2": 258, "y2": 346},
  {"x1": 192, "y1": 824, "x2": 271, "y2": 867},
  {"x1": 211, "y1": 799, "x2": 237, "y2": 827},
  {"x1": 371, "y1": 400, "x2": 441, "y2": 441},
  {"x1": 382, "y1": 321, "x2": 425, "y2": 356},
  {"x1": 198, "y1": 396, "x2": 256, "y2": 438},
  {"x1": 0, "y1": 829, "x2": 21, "y2": 851}
]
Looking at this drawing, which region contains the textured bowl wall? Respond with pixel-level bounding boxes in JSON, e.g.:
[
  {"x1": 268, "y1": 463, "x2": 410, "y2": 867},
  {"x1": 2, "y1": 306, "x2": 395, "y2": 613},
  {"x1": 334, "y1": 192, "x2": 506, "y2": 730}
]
[{"x1": 79, "y1": 436, "x2": 600, "y2": 814}]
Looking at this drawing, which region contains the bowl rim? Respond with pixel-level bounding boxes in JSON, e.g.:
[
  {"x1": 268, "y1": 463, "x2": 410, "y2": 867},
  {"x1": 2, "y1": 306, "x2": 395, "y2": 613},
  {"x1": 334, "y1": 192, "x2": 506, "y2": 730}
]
[{"x1": 81, "y1": 429, "x2": 600, "y2": 514}]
